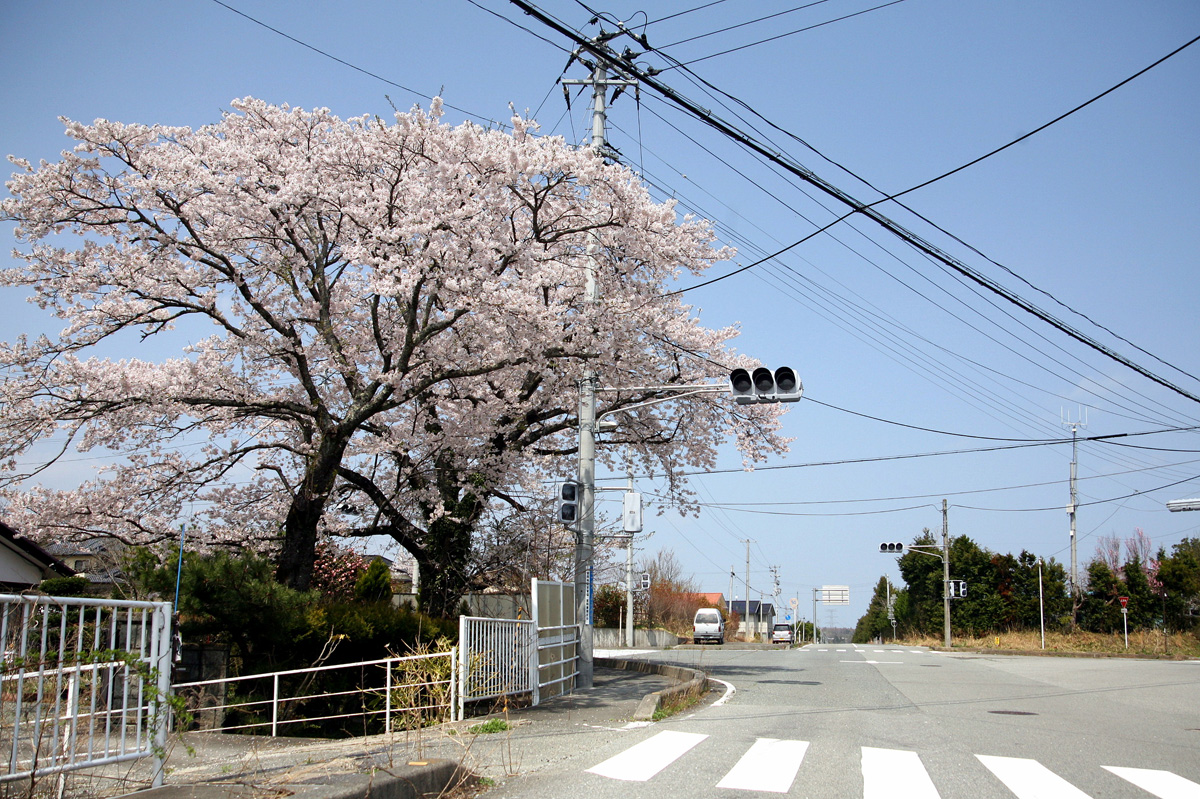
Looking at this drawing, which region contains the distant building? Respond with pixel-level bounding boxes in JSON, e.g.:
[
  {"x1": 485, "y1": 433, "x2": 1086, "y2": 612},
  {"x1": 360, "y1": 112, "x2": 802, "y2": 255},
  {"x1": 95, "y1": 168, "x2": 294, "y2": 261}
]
[
  {"x1": 43, "y1": 538, "x2": 126, "y2": 594},
  {"x1": 0, "y1": 520, "x2": 75, "y2": 590},
  {"x1": 727, "y1": 599, "x2": 775, "y2": 641}
]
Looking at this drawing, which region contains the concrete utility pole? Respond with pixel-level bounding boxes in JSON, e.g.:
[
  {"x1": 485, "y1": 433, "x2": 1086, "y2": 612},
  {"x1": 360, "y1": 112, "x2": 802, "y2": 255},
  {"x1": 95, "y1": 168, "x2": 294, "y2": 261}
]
[
  {"x1": 1064, "y1": 414, "x2": 1085, "y2": 601},
  {"x1": 942, "y1": 499, "x2": 951, "y2": 649},
  {"x1": 625, "y1": 474, "x2": 635, "y2": 648},
  {"x1": 563, "y1": 56, "x2": 636, "y2": 691},
  {"x1": 744, "y1": 539, "x2": 753, "y2": 640}
]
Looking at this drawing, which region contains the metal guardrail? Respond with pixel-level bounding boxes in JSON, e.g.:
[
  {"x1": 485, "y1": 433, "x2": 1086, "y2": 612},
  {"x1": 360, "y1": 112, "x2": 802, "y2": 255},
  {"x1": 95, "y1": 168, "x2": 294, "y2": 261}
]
[
  {"x1": 0, "y1": 594, "x2": 173, "y2": 788},
  {"x1": 174, "y1": 650, "x2": 457, "y2": 736}
]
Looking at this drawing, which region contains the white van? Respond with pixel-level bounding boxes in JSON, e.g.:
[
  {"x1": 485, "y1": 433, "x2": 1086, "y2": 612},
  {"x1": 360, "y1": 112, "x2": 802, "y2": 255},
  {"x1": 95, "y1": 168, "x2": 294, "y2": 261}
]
[{"x1": 693, "y1": 608, "x2": 725, "y2": 645}]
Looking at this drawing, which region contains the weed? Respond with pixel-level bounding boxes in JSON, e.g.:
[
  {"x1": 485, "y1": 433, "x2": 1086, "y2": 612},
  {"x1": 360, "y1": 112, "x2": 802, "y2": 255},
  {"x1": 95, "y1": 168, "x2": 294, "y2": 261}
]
[{"x1": 467, "y1": 719, "x2": 510, "y2": 734}]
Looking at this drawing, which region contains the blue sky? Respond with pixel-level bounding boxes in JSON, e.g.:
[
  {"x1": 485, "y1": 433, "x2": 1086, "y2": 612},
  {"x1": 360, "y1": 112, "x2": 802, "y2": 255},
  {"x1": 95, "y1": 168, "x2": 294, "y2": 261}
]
[{"x1": 3, "y1": 0, "x2": 1199, "y2": 627}]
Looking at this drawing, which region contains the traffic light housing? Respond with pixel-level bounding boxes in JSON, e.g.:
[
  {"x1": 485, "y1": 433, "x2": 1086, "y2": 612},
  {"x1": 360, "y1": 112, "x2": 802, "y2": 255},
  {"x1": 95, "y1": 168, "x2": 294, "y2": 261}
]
[
  {"x1": 730, "y1": 366, "x2": 803, "y2": 404},
  {"x1": 557, "y1": 481, "x2": 580, "y2": 529},
  {"x1": 948, "y1": 580, "x2": 968, "y2": 598},
  {"x1": 879, "y1": 542, "x2": 906, "y2": 554}
]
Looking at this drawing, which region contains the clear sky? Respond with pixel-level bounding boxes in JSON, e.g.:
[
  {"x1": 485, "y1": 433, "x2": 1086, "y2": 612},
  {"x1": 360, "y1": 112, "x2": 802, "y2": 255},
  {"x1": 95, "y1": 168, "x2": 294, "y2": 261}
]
[{"x1": 3, "y1": 0, "x2": 1199, "y2": 628}]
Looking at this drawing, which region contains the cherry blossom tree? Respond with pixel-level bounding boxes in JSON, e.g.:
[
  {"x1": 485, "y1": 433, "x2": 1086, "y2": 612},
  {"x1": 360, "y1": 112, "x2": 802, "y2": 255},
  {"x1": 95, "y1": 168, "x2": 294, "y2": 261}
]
[{"x1": 1, "y1": 98, "x2": 790, "y2": 616}]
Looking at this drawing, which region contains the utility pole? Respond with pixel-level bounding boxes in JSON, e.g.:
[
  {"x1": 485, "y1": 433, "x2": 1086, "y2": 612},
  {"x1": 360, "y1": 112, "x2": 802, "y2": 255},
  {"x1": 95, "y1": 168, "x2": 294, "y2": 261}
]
[
  {"x1": 942, "y1": 499, "x2": 951, "y2": 649},
  {"x1": 1063, "y1": 411, "x2": 1086, "y2": 604},
  {"x1": 744, "y1": 539, "x2": 753, "y2": 641},
  {"x1": 562, "y1": 52, "x2": 636, "y2": 691},
  {"x1": 625, "y1": 473, "x2": 635, "y2": 648}
]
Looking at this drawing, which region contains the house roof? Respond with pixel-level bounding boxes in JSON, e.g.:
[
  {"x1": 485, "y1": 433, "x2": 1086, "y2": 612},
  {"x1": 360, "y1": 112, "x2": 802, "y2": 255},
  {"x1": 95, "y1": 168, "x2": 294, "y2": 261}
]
[
  {"x1": 727, "y1": 599, "x2": 775, "y2": 617},
  {"x1": 0, "y1": 520, "x2": 75, "y2": 586}
]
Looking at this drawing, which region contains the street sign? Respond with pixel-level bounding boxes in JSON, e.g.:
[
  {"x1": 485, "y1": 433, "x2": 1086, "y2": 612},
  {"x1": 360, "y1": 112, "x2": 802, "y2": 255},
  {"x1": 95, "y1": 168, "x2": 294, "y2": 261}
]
[
  {"x1": 1119, "y1": 596, "x2": 1129, "y2": 608},
  {"x1": 789, "y1": 597, "x2": 798, "y2": 608},
  {"x1": 820, "y1": 585, "x2": 850, "y2": 605},
  {"x1": 785, "y1": 614, "x2": 792, "y2": 622}
]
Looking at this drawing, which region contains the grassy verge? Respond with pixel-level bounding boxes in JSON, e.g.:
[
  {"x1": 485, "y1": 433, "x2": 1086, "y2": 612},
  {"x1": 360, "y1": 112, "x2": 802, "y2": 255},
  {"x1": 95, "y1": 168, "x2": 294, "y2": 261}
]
[{"x1": 896, "y1": 629, "x2": 1200, "y2": 658}]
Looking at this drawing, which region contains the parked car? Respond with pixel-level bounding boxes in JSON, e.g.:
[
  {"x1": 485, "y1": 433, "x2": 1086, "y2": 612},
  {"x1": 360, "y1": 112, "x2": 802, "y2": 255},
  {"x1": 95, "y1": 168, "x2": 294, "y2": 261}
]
[
  {"x1": 693, "y1": 608, "x2": 725, "y2": 644},
  {"x1": 772, "y1": 623, "x2": 794, "y2": 645}
]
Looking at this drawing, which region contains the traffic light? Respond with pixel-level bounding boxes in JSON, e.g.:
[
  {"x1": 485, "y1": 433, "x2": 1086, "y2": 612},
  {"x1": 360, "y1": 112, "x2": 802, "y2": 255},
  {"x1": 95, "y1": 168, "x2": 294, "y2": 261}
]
[
  {"x1": 879, "y1": 542, "x2": 906, "y2": 554},
  {"x1": 641, "y1": 572, "x2": 651, "y2": 590},
  {"x1": 729, "y1": 366, "x2": 803, "y2": 404},
  {"x1": 557, "y1": 481, "x2": 580, "y2": 529},
  {"x1": 948, "y1": 580, "x2": 968, "y2": 598}
]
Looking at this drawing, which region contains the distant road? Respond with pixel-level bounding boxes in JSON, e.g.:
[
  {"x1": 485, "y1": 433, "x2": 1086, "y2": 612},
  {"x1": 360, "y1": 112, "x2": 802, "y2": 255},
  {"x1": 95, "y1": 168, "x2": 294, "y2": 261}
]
[{"x1": 491, "y1": 643, "x2": 1200, "y2": 798}]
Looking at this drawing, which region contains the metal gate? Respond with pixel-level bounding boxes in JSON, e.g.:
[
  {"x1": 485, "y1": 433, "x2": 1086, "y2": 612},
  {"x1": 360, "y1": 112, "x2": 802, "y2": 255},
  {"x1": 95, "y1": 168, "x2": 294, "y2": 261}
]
[
  {"x1": 456, "y1": 579, "x2": 577, "y2": 719},
  {"x1": 0, "y1": 594, "x2": 173, "y2": 788}
]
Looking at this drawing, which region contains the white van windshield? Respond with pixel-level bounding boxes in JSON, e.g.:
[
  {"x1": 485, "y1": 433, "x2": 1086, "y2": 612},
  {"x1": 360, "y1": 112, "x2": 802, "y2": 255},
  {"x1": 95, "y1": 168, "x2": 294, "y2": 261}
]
[{"x1": 695, "y1": 610, "x2": 721, "y2": 623}]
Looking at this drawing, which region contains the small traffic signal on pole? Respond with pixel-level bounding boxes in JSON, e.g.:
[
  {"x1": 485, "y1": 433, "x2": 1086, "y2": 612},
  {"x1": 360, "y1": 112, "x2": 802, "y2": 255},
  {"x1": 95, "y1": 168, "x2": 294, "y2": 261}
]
[
  {"x1": 948, "y1": 580, "x2": 968, "y2": 598},
  {"x1": 730, "y1": 366, "x2": 803, "y2": 404},
  {"x1": 557, "y1": 481, "x2": 580, "y2": 529},
  {"x1": 879, "y1": 542, "x2": 906, "y2": 554},
  {"x1": 641, "y1": 572, "x2": 651, "y2": 590}
]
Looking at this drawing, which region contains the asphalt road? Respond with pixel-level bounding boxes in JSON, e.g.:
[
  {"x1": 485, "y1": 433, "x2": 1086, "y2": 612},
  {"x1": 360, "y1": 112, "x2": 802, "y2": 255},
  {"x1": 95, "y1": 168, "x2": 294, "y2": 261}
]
[{"x1": 487, "y1": 644, "x2": 1200, "y2": 798}]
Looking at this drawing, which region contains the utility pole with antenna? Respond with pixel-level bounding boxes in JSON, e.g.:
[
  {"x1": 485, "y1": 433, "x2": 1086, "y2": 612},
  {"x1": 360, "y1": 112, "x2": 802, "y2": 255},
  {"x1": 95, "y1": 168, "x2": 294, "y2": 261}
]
[{"x1": 1063, "y1": 408, "x2": 1087, "y2": 609}]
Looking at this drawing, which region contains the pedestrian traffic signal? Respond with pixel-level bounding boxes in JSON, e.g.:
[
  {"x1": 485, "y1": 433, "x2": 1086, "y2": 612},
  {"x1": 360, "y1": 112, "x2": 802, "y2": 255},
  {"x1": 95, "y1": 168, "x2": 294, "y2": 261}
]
[
  {"x1": 730, "y1": 366, "x2": 803, "y2": 404},
  {"x1": 557, "y1": 481, "x2": 580, "y2": 529},
  {"x1": 948, "y1": 580, "x2": 968, "y2": 598},
  {"x1": 879, "y1": 542, "x2": 906, "y2": 554}
]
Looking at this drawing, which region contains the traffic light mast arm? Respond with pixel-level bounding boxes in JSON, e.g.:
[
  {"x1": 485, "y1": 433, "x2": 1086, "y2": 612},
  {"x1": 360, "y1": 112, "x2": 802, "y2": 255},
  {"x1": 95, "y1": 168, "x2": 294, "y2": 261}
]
[{"x1": 904, "y1": 545, "x2": 945, "y2": 562}]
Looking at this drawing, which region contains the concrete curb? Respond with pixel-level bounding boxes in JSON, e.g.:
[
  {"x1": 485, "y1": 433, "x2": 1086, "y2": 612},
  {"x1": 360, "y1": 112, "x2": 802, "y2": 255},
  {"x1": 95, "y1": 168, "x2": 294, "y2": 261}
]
[
  {"x1": 121, "y1": 758, "x2": 469, "y2": 799},
  {"x1": 596, "y1": 657, "x2": 709, "y2": 721}
]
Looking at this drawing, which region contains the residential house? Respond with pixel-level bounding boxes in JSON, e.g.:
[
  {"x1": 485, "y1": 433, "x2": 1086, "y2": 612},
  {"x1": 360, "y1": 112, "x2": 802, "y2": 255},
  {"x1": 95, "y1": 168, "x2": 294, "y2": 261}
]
[{"x1": 0, "y1": 520, "x2": 75, "y2": 590}]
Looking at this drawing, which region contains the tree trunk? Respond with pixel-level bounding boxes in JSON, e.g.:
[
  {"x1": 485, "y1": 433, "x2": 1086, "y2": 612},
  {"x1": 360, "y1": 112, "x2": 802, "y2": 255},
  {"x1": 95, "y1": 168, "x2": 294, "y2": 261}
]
[
  {"x1": 417, "y1": 513, "x2": 474, "y2": 619},
  {"x1": 276, "y1": 435, "x2": 348, "y2": 591}
]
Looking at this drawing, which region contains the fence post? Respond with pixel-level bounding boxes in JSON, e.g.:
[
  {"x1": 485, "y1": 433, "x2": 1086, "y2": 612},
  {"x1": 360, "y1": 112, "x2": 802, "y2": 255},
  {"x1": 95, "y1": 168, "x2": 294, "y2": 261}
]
[
  {"x1": 150, "y1": 602, "x2": 172, "y2": 788},
  {"x1": 457, "y1": 616, "x2": 466, "y2": 723},
  {"x1": 271, "y1": 674, "x2": 280, "y2": 737},
  {"x1": 385, "y1": 658, "x2": 393, "y2": 735},
  {"x1": 450, "y1": 647, "x2": 458, "y2": 723}
]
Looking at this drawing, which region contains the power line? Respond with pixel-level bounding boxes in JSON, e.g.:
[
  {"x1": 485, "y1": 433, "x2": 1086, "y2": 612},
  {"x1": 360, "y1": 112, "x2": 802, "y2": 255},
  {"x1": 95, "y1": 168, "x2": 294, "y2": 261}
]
[{"x1": 504, "y1": 0, "x2": 1200, "y2": 406}]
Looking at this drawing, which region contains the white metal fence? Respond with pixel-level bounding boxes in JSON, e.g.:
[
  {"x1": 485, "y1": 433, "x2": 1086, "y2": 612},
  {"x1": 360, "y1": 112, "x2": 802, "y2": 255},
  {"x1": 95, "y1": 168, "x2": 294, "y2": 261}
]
[
  {"x1": 174, "y1": 650, "x2": 457, "y2": 736},
  {"x1": 0, "y1": 594, "x2": 173, "y2": 788},
  {"x1": 457, "y1": 579, "x2": 578, "y2": 719}
]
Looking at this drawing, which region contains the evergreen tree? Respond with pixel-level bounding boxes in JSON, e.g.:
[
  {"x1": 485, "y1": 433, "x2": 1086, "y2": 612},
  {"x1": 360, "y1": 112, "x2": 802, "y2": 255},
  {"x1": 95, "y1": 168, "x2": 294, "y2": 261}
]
[
  {"x1": 1157, "y1": 542, "x2": 1200, "y2": 632},
  {"x1": 1078, "y1": 560, "x2": 1122, "y2": 633},
  {"x1": 853, "y1": 577, "x2": 894, "y2": 643},
  {"x1": 1122, "y1": 554, "x2": 1156, "y2": 629}
]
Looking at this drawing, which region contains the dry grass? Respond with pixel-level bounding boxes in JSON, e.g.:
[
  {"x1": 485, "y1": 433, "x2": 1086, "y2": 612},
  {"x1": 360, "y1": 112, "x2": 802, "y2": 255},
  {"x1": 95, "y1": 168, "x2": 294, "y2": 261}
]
[{"x1": 896, "y1": 629, "x2": 1200, "y2": 659}]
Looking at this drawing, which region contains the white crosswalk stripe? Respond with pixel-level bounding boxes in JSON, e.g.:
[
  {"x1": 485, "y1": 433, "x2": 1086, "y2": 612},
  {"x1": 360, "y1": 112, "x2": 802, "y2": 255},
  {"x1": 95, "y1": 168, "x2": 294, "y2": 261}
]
[
  {"x1": 585, "y1": 735, "x2": 1199, "y2": 796},
  {"x1": 715, "y1": 737, "x2": 808, "y2": 793},
  {"x1": 585, "y1": 729, "x2": 707, "y2": 782},
  {"x1": 1103, "y1": 766, "x2": 1200, "y2": 798},
  {"x1": 862, "y1": 747, "x2": 940, "y2": 798},
  {"x1": 977, "y1": 754, "x2": 1093, "y2": 798}
]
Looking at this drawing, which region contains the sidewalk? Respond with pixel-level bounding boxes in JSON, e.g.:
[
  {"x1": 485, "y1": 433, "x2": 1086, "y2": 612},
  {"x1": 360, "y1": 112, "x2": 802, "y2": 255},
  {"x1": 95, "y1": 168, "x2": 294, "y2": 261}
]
[{"x1": 111, "y1": 660, "x2": 691, "y2": 799}]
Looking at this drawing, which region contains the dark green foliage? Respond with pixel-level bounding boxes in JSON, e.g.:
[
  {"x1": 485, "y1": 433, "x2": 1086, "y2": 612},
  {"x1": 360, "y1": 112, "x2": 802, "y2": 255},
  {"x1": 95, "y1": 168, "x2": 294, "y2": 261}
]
[
  {"x1": 1078, "y1": 560, "x2": 1123, "y2": 633},
  {"x1": 354, "y1": 559, "x2": 393, "y2": 603},
  {"x1": 594, "y1": 584, "x2": 625, "y2": 629},
  {"x1": 1159, "y1": 542, "x2": 1200, "y2": 632},
  {"x1": 852, "y1": 577, "x2": 893, "y2": 643},
  {"x1": 38, "y1": 576, "x2": 92, "y2": 596},
  {"x1": 1122, "y1": 555, "x2": 1156, "y2": 629},
  {"x1": 122, "y1": 547, "x2": 457, "y2": 737}
]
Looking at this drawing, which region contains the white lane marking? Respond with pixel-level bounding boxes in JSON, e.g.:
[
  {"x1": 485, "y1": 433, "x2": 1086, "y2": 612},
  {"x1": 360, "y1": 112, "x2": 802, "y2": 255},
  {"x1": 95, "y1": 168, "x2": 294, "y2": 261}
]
[
  {"x1": 976, "y1": 754, "x2": 1092, "y2": 798},
  {"x1": 715, "y1": 738, "x2": 808, "y2": 793},
  {"x1": 1103, "y1": 766, "x2": 1200, "y2": 798},
  {"x1": 586, "y1": 730, "x2": 707, "y2": 782},
  {"x1": 841, "y1": 660, "x2": 902, "y2": 664},
  {"x1": 709, "y1": 676, "x2": 736, "y2": 707},
  {"x1": 862, "y1": 747, "x2": 940, "y2": 798}
]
